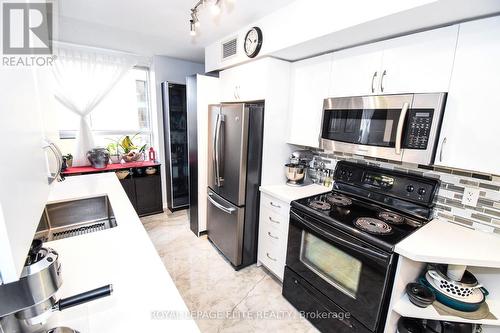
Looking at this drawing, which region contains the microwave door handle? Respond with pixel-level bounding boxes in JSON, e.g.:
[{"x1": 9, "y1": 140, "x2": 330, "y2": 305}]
[
  {"x1": 395, "y1": 102, "x2": 410, "y2": 155},
  {"x1": 208, "y1": 192, "x2": 236, "y2": 214},
  {"x1": 214, "y1": 113, "x2": 220, "y2": 186},
  {"x1": 290, "y1": 211, "x2": 389, "y2": 264}
]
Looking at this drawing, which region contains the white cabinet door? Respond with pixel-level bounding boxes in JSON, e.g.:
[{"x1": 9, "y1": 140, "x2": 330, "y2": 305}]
[
  {"x1": 195, "y1": 75, "x2": 220, "y2": 234},
  {"x1": 0, "y1": 67, "x2": 50, "y2": 284},
  {"x1": 434, "y1": 17, "x2": 500, "y2": 175},
  {"x1": 380, "y1": 26, "x2": 458, "y2": 94},
  {"x1": 288, "y1": 54, "x2": 332, "y2": 148},
  {"x1": 219, "y1": 61, "x2": 267, "y2": 102},
  {"x1": 235, "y1": 61, "x2": 267, "y2": 101},
  {"x1": 329, "y1": 43, "x2": 384, "y2": 97},
  {"x1": 219, "y1": 67, "x2": 238, "y2": 102}
]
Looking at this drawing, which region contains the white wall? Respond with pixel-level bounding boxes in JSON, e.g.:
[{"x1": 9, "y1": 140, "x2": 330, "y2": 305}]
[
  {"x1": 205, "y1": 0, "x2": 436, "y2": 71},
  {"x1": 150, "y1": 56, "x2": 205, "y2": 210},
  {"x1": 205, "y1": 0, "x2": 500, "y2": 71}
]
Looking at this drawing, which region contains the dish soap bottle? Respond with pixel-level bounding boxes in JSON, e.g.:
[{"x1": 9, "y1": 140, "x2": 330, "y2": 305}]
[{"x1": 323, "y1": 170, "x2": 333, "y2": 187}]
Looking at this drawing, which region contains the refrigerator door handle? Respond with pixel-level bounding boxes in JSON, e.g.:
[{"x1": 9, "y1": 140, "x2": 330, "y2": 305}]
[
  {"x1": 208, "y1": 192, "x2": 236, "y2": 214},
  {"x1": 217, "y1": 114, "x2": 225, "y2": 186},
  {"x1": 213, "y1": 113, "x2": 220, "y2": 186}
]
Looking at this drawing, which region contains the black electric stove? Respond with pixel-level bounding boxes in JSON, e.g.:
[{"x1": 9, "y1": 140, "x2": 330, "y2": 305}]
[
  {"x1": 283, "y1": 161, "x2": 440, "y2": 333},
  {"x1": 292, "y1": 190, "x2": 425, "y2": 252}
]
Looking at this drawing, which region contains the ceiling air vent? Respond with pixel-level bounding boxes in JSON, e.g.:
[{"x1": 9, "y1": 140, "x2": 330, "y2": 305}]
[{"x1": 222, "y1": 37, "x2": 238, "y2": 60}]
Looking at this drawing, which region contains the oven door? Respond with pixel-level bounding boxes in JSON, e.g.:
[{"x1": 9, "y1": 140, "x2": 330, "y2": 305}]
[{"x1": 286, "y1": 209, "x2": 394, "y2": 331}]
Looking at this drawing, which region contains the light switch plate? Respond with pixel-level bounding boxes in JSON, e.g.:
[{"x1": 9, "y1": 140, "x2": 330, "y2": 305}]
[{"x1": 462, "y1": 187, "x2": 480, "y2": 207}]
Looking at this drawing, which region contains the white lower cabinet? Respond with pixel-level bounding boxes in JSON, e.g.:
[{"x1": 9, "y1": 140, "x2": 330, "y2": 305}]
[{"x1": 257, "y1": 193, "x2": 290, "y2": 280}]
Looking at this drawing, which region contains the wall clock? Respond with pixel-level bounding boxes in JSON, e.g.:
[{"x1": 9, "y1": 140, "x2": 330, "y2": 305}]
[{"x1": 244, "y1": 27, "x2": 263, "y2": 58}]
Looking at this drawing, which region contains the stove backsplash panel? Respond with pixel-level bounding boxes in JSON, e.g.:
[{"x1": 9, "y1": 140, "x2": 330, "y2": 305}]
[{"x1": 308, "y1": 149, "x2": 500, "y2": 235}]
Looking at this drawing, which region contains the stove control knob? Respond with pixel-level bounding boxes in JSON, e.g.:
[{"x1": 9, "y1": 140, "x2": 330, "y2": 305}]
[
  {"x1": 418, "y1": 188, "x2": 426, "y2": 196},
  {"x1": 406, "y1": 185, "x2": 415, "y2": 192}
]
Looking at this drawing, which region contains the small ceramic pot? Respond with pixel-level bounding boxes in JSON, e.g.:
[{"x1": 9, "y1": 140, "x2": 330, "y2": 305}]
[
  {"x1": 87, "y1": 148, "x2": 110, "y2": 169},
  {"x1": 145, "y1": 167, "x2": 156, "y2": 175}
]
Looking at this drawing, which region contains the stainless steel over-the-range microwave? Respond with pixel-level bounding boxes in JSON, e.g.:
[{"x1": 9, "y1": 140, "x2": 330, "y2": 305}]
[{"x1": 320, "y1": 93, "x2": 447, "y2": 165}]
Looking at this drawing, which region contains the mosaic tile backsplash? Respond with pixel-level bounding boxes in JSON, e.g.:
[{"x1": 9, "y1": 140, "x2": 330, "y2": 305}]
[{"x1": 309, "y1": 150, "x2": 500, "y2": 235}]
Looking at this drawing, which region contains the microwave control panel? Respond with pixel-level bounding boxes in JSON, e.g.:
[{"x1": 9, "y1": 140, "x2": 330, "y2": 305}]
[{"x1": 403, "y1": 109, "x2": 434, "y2": 149}]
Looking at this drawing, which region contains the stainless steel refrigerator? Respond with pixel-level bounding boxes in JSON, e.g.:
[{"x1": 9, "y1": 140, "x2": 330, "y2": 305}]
[{"x1": 207, "y1": 102, "x2": 264, "y2": 269}]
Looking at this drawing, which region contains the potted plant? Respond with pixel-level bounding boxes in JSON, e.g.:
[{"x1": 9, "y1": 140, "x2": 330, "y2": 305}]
[
  {"x1": 106, "y1": 143, "x2": 120, "y2": 164},
  {"x1": 107, "y1": 133, "x2": 147, "y2": 163}
]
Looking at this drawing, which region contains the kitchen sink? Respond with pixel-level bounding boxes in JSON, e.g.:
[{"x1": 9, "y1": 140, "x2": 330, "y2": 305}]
[{"x1": 35, "y1": 196, "x2": 117, "y2": 241}]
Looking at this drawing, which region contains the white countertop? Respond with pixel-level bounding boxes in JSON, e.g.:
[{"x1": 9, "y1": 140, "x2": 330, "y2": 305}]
[
  {"x1": 395, "y1": 218, "x2": 500, "y2": 268},
  {"x1": 42, "y1": 173, "x2": 199, "y2": 332},
  {"x1": 259, "y1": 183, "x2": 331, "y2": 203}
]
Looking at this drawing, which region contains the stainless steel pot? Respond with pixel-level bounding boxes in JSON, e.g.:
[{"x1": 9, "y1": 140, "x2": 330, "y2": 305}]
[
  {"x1": 0, "y1": 241, "x2": 113, "y2": 333},
  {"x1": 285, "y1": 163, "x2": 305, "y2": 184}
]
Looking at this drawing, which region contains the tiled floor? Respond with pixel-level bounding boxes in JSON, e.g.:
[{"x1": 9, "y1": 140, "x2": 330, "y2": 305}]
[{"x1": 141, "y1": 210, "x2": 318, "y2": 333}]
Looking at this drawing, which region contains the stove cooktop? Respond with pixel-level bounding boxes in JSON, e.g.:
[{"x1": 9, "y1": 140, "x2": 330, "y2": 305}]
[{"x1": 291, "y1": 190, "x2": 426, "y2": 252}]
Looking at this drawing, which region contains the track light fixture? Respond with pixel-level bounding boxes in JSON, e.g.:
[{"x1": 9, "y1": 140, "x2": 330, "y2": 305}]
[{"x1": 189, "y1": 0, "x2": 228, "y2": 35}]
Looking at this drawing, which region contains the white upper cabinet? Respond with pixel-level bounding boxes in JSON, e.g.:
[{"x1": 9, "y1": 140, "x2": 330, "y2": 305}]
[
  {"x1": 219, "y1": 60, "x2": 266, "y2": 102},
  {"x1": 329, "y1": 26, "x2": 458, "y2": 97},
  {"x1": 329, "y1": 43, "x2": 384, "y2": 97},
  {"x1": 0, "y1": 67, "x2": 51, "y2": 284},
  {"x1": 380, "y1": 26, "x2": 459, "y2": 94},
  {"x1": 288, "y1": 54, "x2": 333, "y2": 148},
  {"x1": 434, "y1": 16, "x2": 500, "y2": 175}
]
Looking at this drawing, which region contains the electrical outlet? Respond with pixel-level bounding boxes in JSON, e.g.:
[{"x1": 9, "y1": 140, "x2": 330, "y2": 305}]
[{"x1": 461, "y1": 187, "x2": 480, "y2": 207}]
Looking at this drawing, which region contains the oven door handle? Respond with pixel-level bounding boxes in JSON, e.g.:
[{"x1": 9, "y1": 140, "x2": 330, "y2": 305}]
[
  {"x1": 290, "y1": 211, "x2": 389, "y2": 264},
  {"x1": 395, "y1": 102, "x2": 409, "y2": 155}
]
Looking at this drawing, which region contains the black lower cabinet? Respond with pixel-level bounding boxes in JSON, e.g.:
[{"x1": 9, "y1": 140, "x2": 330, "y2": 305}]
[
  {"x1": 120, "y1": 178, "x2": 137, "y2": 210},
  {"x1": 135, "y1": 174, "x2": 163, "y2": 216},
  {"x1": 119, "y1": 168, "x2": 163, "y2": 217}
]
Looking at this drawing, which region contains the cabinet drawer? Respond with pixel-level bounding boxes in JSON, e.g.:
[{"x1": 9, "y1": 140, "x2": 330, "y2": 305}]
[
  {"x1": 260, "y1": 219, "x2": 283, "y2": 246},
  {"x1": 260, "y1": 206, "x2": 286, "y2": 232},
  {"x1": 261, "y1": 193, "x2": 289, "y2": 216},
  {"x1": 258, "y1": 233, "x2": 284, "y2": 278}
]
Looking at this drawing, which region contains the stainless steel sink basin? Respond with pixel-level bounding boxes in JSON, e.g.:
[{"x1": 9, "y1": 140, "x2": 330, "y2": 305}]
[{"x1": 35, "y1": 196, "x2": 117, "y2": 241}]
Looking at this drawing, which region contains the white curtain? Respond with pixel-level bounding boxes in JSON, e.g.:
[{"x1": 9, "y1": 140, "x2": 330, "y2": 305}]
[{"x1": 52, "y1": 45, "x2": 137, "y2": 166}]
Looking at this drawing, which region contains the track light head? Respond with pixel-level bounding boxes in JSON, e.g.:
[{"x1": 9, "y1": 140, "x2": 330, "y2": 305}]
[{"x1": 189, "y1": 19, "x2": 196, "y2": 36}]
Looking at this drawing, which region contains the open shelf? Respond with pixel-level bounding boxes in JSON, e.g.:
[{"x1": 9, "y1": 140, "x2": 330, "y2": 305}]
[{"x1": 393, "y1": 294, "x2": 500, "y2": 326}]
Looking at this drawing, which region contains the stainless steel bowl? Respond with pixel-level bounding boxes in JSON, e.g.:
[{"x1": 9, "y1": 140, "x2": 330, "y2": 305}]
[{"x1": 285, "y1": 163, "x2": 306, "y2": 183}]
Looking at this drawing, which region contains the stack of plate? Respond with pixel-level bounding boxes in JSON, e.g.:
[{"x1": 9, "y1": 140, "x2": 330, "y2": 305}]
[{"x1": 421, "y1": 267, "x2": 488, "y2": 312}]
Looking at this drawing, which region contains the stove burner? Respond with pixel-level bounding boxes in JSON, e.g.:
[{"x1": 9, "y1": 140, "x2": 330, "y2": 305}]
[
  {"x1": 325, "y1": 193, "x2": 352, "y2": 207},
  {"x1": 354, "y1": 218, "x2": 392, "y2": 235},
  {"x1": 309, "y1": 200, "x2": 331, "y2": 211},
  {"x1": 378, "y1": 211, "x2": 405, "y2": 225}
]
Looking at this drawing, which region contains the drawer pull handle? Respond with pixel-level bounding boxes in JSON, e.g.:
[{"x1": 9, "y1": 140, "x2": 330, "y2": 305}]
[
  {"x1": 270, "y1": 202, "x2": 281, "y2": 208},
  {"x1": 267, "y1": 231, "x2": 279, "y2": 240},
  {"x1": 266, "y1": 253, "x2": 277, "y2": 261},
  {"x1": 268, "y1": 216, "x2": 280, "y2": 224}
]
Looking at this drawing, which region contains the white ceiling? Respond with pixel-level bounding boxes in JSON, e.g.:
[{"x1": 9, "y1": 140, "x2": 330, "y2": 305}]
[{"x1": 56, "y1": 0, "x2": 295, "y2": 63}]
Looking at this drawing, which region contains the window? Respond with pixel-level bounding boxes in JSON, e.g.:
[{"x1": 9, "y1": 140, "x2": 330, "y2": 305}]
[{"x1": 57, "y1": 67, "x2": 153, "y2": 153}]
